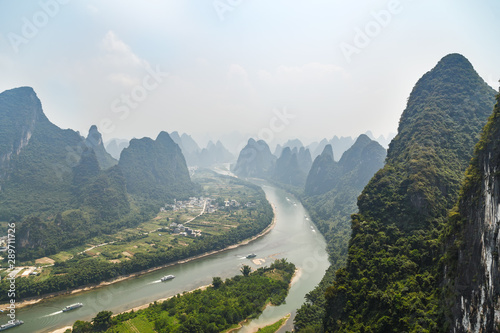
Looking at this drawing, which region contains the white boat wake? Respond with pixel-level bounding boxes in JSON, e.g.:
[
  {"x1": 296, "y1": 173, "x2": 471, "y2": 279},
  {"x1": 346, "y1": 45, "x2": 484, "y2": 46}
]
[
  {"x1": 42, "y1": 310, "x2": 63, "y2": 317},
  {"x1": 148, "y1": 280, "x2": 162, "y2": 284}
]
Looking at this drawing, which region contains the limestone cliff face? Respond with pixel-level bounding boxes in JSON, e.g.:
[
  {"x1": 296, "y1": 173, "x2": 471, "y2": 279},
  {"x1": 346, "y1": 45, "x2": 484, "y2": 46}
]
[
  {"x1": 0, "y1": 87, "x2": 43, "y2": 187},
  {"x1": 447, "y1": 93, "x2": 500, "y2": 332},
  {"x1": 233, "y1": 138, "x2": 276, "y2": 178},
  {"x1": 85, "y1": 125, "x2": 117, "y2": 169}
]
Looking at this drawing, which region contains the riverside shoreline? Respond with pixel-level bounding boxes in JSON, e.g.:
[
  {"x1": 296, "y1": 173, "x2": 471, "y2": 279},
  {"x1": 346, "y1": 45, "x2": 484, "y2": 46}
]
[
  {"x1": 225, "y1": 268, "x2": 299, "y2": 333},
  {"x1": 1, "y1": 203, "x2": 278, "y2": 315}
]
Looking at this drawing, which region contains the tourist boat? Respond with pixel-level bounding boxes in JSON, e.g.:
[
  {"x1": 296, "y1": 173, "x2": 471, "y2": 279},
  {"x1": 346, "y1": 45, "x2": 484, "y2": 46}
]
[
  {"x1": 0, "y1": 320, "x2": 24, "y2": 331},
  {"x1": 62, "y1": 303, "x2": 83, "y2": 312},
  {"x1": 161, "y1": 275, "x2": 175, "y2": 281},
  {"x1": 246, "y1": 253, "x2": 256, "y2": 259}
]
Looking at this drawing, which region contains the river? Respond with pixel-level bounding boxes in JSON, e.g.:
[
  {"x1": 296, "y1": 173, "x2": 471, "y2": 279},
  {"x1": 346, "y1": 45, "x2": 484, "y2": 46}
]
[{"x1": 7, "y1": 182, "x2": 329, "y2": 333}]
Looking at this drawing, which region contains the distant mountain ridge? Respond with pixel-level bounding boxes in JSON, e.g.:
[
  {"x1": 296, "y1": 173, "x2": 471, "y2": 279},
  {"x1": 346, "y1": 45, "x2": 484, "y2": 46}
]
[
  {"x1": 0, "y1": 86, "x2": 195, "y2": 259},
  {"x1": 272, "y1": 146, "x2": 312, "y2": 187},
  {"x1": 85, "y1": 125, "x2": 117, "y2": 169},
  {"x1": 305, "y1": 134, "x2": 386, "y2": 196},
  {"x1": 0, "y1": 87, "x2": 85, "y2": 218},
  {"x1": 105, "y1": 138, "x2": 129, "y2": 160},
  {"x1": 233, "y1": 138, "x2": 276, "y2": 178},
  {"x1": 171, "y1": 132, "x2": 235, "y2": 167},
  {"x1": 118, "y1": 131, "x2": 195, "y2": 203}
]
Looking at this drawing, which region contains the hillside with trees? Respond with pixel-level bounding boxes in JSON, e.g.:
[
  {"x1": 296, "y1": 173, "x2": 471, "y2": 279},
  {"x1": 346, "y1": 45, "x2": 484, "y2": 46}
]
[{"x1": 320, "y1": 54, "x2": 497, "y2": 332}]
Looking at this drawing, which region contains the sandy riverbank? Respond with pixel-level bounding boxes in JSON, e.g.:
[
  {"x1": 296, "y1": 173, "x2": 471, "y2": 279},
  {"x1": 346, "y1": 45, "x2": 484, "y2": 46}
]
[
  {"x1": 225, "y1": 268, "x2": 299, "y2": 333},
  {"x1": 2, "y1": 202, "x2": 278, "y2": 313},
  {"x1": 48, "y1": 284, "x2": 213, "y2": 333}
]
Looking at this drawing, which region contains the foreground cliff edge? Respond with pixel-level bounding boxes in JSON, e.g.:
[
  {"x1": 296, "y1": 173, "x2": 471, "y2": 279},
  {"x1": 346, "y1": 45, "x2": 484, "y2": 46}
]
[
  {"x1": 443, "y1": 92, "x2": 500, "y2": 332},
  {"x1": 318, "y1": 54, "x2": 497, "y2": 332}
]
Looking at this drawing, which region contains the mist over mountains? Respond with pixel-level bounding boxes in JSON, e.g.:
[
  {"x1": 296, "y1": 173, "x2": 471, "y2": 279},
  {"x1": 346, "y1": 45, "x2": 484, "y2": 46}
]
[{"x1": 2, "y1": 51, "x2": 499, "y2": 333}]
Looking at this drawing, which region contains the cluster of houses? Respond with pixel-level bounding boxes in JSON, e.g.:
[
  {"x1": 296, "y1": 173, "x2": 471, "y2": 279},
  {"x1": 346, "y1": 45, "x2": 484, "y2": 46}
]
[
  {"x1": 159, "y1": 197, "x2": 253, "y2": 215},
  {"x1": 160, "y1": 197, "x2": 207, "y2": 212},
  {"x1": 222, "y1": 199, "x2": 255, "y2": 208},
  {"x1": 224, "y1": 199, "x2": 240, "y2": 208},
  {"x1": 169, "y1": 223, "x2": 202, "y2": 237}
]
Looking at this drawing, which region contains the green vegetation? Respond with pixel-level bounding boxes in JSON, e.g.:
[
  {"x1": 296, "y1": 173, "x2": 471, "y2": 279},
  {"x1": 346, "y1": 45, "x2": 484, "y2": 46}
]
[
  {"x1": 233, "y1": 138, "x2": 276, "y2": 178},
  {"x1": 84, "y1": 125, "x2": 118, "y2": 170},
  {"x1": 0, "y1": 88, "x2": 195, "y2": 262},
  {"x1": 0, "y1": 170, "x2": 273, "y2": 301},
  {"x1": 67, "y1": 259, "x2": 295, "y2": 333},
  {"x1": 0, "y1": 87, "x2": 86, "y2": 220},
  {"x1": 256, "y1": 314, "x2": 290, "y2": 333},
  {"x1": 294, "y1": 135, "x2": 386, "y2": 331},
  {"x1": 118, "y1": 131, "x2": 195, "y2": 205},
  {"x1": 320, "y1": 54, "x2": 497, "y2": 332},
  {"x1": 272, "y1": 147, "x2": 311, "y2": 187},
  {"x1": 440, "y1": 93, "x2": 500, "y2": 330}
]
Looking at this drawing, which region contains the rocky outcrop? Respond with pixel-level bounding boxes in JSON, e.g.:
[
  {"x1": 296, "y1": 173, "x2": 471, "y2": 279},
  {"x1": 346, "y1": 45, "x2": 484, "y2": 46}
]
[
  {"x1": 446, "y1": 93, "x2": 500, "y2": 332},
  {"x1": 85, "y1": 125, "x2": 117, "y2": 169},
  {"x1": 0, "y1": 87, "x2": 42, "y2": 187},
  {"x1": 233, "y1": 138, "x2": 276, "y2": 178}
]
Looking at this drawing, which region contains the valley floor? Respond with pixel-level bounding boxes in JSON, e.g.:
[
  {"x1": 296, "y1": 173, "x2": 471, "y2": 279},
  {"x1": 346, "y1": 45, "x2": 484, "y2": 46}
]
[{"x1": 0, "y1": 202, "x2": 278, "y2": 312}]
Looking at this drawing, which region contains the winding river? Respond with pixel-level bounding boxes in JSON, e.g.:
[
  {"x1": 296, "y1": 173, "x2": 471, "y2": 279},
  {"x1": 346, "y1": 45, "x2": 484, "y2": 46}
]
[{"x1": 8, "y1": 182, "x2": 329, "y2": 333}]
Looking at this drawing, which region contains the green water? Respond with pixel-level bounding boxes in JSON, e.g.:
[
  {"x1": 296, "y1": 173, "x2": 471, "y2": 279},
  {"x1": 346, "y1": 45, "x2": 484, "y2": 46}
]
[{"x1": 6, "y1": 183, "x2": 329, "y2": 332}]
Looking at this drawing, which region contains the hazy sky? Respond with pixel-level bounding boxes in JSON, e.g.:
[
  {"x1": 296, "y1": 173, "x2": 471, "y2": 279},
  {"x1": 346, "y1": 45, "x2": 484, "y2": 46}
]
[{"x1": 1, "y1": 0, "x2": 499, "y2": 147}]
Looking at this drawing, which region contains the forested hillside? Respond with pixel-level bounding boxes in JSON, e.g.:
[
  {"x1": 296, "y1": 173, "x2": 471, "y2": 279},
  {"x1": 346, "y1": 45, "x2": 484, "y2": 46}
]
[
  {"x1": 0, "y1": 87, "x2": 85, "y2": 219},
  {"x1": 321, "y1": 54, "x2": 497, "y2": 332},
  {"x1": 233, "y1": 138, "x2": 276, "y2": 178},
  {"x1": 118, "y1": 131, "x2": 195, "y2": 205},
  {"x1": 442, "y1": 92, "x2": 500, "y2": 332},
  {"x1": 84, "y1": 125, "x2": 117, "y2": 169},
  {"x1": 0, "y1": 87, "x2": 195, "y2": 260},
  {"x1": 295, "y1": 135, "x2": 386, "y2": 331}
]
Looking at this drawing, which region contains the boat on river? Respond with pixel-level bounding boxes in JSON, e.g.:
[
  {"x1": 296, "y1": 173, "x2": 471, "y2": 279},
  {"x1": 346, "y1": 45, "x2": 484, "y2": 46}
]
[
  {"x1": 62, "y1": 303, "x2": 83, "y2": 312},
  {"x1": 246, "y1": 253, "x2": 257, "y2": 258},
  {"x1": 161, "y1": 275, "x2": 175, "y2": 281},
  {"x1": 0, "y1": 320, "x2": 24, "y2": 331}
]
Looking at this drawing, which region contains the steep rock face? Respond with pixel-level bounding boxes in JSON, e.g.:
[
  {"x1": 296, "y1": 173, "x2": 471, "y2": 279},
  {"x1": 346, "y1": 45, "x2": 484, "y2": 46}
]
[
  {"x1": 118, "y1": 131, "x2": 194, "y2": 202},
  {"x1": 445, "y1": 93, "x2": 500, "y2": 332},
  {"x1": 321, "y1": 54, "x2": 497, "y2": 332},
  {"x1": 233, "y1": 138, "x2": 276, "y2": 178},
  {"x1": 85, "y1": 125, "x2": 117, "y2": 169},
  {"x1": 0, "y1": 87, "x2": 44, "y2": 186},
  {"x1": 358, "y1": 53, "x2": 497, "y2": 231},
  {"x1": 0, "y1": 87, "x2": 85, "y2": 218},
  {"x1": 297, "y1": 146, "x2": 313, "y2": 174},
  {"x1": 309, "y1": 136, "x2": 355, "y2": 161},
  {"x1": 273, "y1": 147, "x2": 305, "y2": 187},
  {"x1": 0, "y1": 87, "x2": 134, "y2": 257},
  {"x1": 338, "y1": 134, "x2": 386, "y2": 190},
  {"x1": 305, "y1": 144, "x2": 337, "y2": 196},
  {"x1": 170, "y1": 131, "x2": 201, "y2": 166},
  {"x1": 295, "y1": 135, "x2": 386, "y2": 331},
  {"x1": 305, "y1": 135, "x2": 386, "y2": 201},
  {"x1": 305, "y1": 136, "x2": 383, "y2": 197},
  {"x1": 198, "y1": 140, "x2": 234, "y2": 167}
]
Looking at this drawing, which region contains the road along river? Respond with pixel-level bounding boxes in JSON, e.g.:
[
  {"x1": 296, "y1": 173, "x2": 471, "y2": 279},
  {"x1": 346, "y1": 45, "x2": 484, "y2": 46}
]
[{"x1": 6, "y1": 182, "x2": 329, "y2": 333}]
